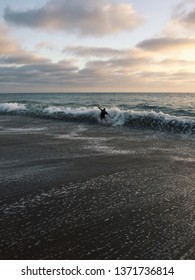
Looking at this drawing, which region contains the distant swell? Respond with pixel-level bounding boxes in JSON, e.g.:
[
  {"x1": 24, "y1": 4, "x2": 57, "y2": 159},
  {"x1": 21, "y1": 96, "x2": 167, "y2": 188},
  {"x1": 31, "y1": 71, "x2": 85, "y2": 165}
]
[{"x1": 0, "y1": 102, "x2": 195, "y2": 134}]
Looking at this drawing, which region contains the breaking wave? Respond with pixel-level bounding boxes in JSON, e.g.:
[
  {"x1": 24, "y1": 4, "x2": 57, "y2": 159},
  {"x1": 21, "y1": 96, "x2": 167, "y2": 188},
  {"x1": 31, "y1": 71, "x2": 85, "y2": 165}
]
[{"x1": 0, "y1": 102, "x2": 195, "y2": 134}]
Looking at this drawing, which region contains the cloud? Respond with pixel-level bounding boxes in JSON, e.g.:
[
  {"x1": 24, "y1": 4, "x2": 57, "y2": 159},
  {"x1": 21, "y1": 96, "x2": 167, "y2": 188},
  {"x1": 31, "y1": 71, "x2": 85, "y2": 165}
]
[
  {"x1": 171, "y1": 7, "x2": 195, "y2": 35},
  {"x1": 1, "y1": 41, "x2": 195, "y2": 92},
  {"x1": 0, "y1": 23, "x2": 50, "y2": 65},
  {"x1": 64, "y1": 45, "x2": 125, "y2": 58},
  {"x1": 4, "y1": 0, "x2": 144, "y2": 36},
  {"x1": 0, "y1": 55, "x2": 49, "y2": 65},
  {"x1": 162, "y1": 1, "x2": 195, "y2": 36},
  {"x1": 1, "y1": 16, "x2": 195, "y2": 93},
  {"x1": 137, "y1": 37, "x2": 195, "y2": 52},
  {"x1": 0, "y1": 41, "x2": 151, "y2": 92},
  {"x1": 0, "y1": 60, "x2": 78, "y2": 87},
  {"x1": 1, "y1": 57, "x2": 195, "y2": 92},
  {"x1": 35, "y1": 41, "x2": 59, "y2": 51},
  {"x1": 0, "y1": 23, "x2": 21, "y2": 55},
  {"x1": 171, "y1": 0, "x2": 195, "y2": 28},
  {"x1": 0, "y1": 21, "x2": 79, "y2": 92},
  {"x1": 181, "y1": 9, "x2": 195, "y2": 28}
]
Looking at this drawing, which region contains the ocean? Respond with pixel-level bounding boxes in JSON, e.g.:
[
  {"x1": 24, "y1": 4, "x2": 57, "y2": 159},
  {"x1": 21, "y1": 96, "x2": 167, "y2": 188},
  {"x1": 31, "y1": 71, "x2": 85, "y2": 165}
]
[
  {"x1": 0, "y1": 92, "x2": 195, "y2": 260},
  {"x1": 0, "y1": 92, "x2": 195, "y2": 134}
]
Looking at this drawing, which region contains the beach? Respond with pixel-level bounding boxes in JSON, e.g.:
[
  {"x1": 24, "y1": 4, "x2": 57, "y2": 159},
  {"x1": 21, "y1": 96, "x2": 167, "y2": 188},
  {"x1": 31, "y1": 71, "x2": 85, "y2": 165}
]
[
  {"x1": 0, "y1": 114, "x2": 194, "y2": 259},
  {"x1": 1, "y1": 0, "x2": 195, "y2": 265}
]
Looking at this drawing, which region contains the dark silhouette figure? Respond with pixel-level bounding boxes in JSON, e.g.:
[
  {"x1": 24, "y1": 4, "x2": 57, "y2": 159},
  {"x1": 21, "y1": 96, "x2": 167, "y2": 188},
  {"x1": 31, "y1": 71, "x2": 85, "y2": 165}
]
[{"x1": 98, "y1": 105, "x2": 110, "y2": 122}]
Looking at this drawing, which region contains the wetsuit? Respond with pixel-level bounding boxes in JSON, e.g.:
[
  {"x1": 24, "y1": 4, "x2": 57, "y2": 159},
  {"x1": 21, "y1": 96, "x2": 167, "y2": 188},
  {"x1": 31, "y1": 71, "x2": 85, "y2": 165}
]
[{"x1": 100, "y1": 109, "x2": 108, "y2": 119}]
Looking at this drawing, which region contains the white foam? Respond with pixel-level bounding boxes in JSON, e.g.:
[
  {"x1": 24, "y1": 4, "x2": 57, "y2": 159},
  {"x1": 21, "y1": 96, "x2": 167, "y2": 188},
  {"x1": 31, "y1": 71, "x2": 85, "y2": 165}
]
[
  {"x1": 0, "y1": 127, "x2": 46, "y2": 134},
  {"x1": 90, "y1": 144, "x2": 131, "y2": 155},
  {"x1": 43, "y1": 105, "x2": 100, "y2": 118},
  {"x1": 172, "y1": 156, "x2": 195, "y2": 162},
  {"x1": 55, "y1": 125, "x2": 87, "y2": 139},
  {"x1": 0, "y1": 102, "x2": 26, "y2": 112},
  {"x1": 1, "y1": 103, "x2": 195, "y2": 133}
]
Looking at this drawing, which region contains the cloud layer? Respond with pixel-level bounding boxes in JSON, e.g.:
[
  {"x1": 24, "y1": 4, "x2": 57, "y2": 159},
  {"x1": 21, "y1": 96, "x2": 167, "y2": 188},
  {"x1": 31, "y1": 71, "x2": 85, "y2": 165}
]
[
  {"x1": 4, "y1": 0, "x2": 144, "y2": 36},
  {"x1": 137, "y1": 37, "x2": 195, "y2": 52},
  {"x1": 1, "y1": 1, "x2": 195, "y2": 92}
]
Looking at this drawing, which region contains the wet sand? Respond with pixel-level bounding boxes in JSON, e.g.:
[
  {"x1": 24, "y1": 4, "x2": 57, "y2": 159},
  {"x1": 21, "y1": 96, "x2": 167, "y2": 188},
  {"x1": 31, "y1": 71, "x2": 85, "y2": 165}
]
[{"x1": 0, "y1": 115, "x2": 195, "y2": 259}]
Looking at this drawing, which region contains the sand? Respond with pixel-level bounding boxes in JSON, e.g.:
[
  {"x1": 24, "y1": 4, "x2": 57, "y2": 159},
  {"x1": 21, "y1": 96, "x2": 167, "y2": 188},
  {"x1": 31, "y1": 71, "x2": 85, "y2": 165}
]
[{"x1": 0, "y1": 115, "x2": 195, "y2": 259}]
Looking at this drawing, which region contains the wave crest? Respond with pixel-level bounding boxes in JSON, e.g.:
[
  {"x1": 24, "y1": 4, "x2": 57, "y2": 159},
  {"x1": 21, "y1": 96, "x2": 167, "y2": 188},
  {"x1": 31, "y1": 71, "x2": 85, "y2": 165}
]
[
  {"x1": 0, "y1": 102, "x2": 26, "y2": 112},
  {"x1": 0, "y1": 102, "x2": 194, "y2": 134}
]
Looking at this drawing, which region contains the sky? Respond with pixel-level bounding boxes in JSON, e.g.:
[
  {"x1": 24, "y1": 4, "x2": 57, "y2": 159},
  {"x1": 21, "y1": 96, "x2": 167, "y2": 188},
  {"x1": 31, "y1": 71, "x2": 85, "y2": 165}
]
[{"x1": 1, "y1": 0, "x2": 195, "y2": 93}]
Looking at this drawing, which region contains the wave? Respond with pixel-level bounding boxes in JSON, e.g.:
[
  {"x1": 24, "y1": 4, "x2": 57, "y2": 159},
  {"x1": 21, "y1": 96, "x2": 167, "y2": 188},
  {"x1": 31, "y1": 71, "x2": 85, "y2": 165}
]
[
  {"x1": 0, "y1": 102, "x2": 26, "y2": 112},
  {"x1": 0, "y1": 102, "x2": 195, "y2": 134}
]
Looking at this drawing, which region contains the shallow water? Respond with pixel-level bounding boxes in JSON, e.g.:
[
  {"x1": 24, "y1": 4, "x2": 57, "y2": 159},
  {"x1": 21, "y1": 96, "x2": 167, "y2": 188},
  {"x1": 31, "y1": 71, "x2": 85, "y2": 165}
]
[{"x1": 0, "y1": 115, "x2": 194, "y2": 259}]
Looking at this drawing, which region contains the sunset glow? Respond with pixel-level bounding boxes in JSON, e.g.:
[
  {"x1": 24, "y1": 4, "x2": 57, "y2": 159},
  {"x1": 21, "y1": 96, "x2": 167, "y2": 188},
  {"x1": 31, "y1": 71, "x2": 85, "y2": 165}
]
[{"x1": 1, "y1": 0, "x2": 195, "y2": 93}]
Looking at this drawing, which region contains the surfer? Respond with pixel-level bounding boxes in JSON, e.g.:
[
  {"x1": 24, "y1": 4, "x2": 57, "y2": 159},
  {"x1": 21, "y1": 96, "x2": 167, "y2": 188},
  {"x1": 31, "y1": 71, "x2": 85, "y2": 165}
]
[{"x1": 98, "y1": 105, "x2": 110, "y2": 122}]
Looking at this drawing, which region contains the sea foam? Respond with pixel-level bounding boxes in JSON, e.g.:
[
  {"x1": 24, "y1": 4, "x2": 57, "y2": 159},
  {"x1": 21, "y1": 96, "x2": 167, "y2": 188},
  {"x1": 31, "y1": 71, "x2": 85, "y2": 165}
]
[
  {"x1": 0, "y1": 102, "x2": 26, "y2": 112},
  {"x1": 0, "y1": 102, "x2": 195, "y2": 134}
]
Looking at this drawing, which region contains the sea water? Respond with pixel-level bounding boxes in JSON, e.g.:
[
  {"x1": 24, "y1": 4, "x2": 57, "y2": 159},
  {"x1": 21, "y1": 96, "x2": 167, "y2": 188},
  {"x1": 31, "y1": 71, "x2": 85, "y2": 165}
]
[
  {"x1": 0, "y1": 92, "x2": 195, "y2": 134},
  {"x1": 1, "y1": 92, "x2": 195, "y2": 260}
]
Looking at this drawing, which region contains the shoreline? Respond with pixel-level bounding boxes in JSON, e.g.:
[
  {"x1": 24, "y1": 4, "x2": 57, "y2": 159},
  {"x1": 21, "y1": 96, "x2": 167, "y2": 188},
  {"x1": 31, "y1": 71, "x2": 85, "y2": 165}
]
[{"x1": 0, "y1": 115, "x2": 195, "y2": 259}]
